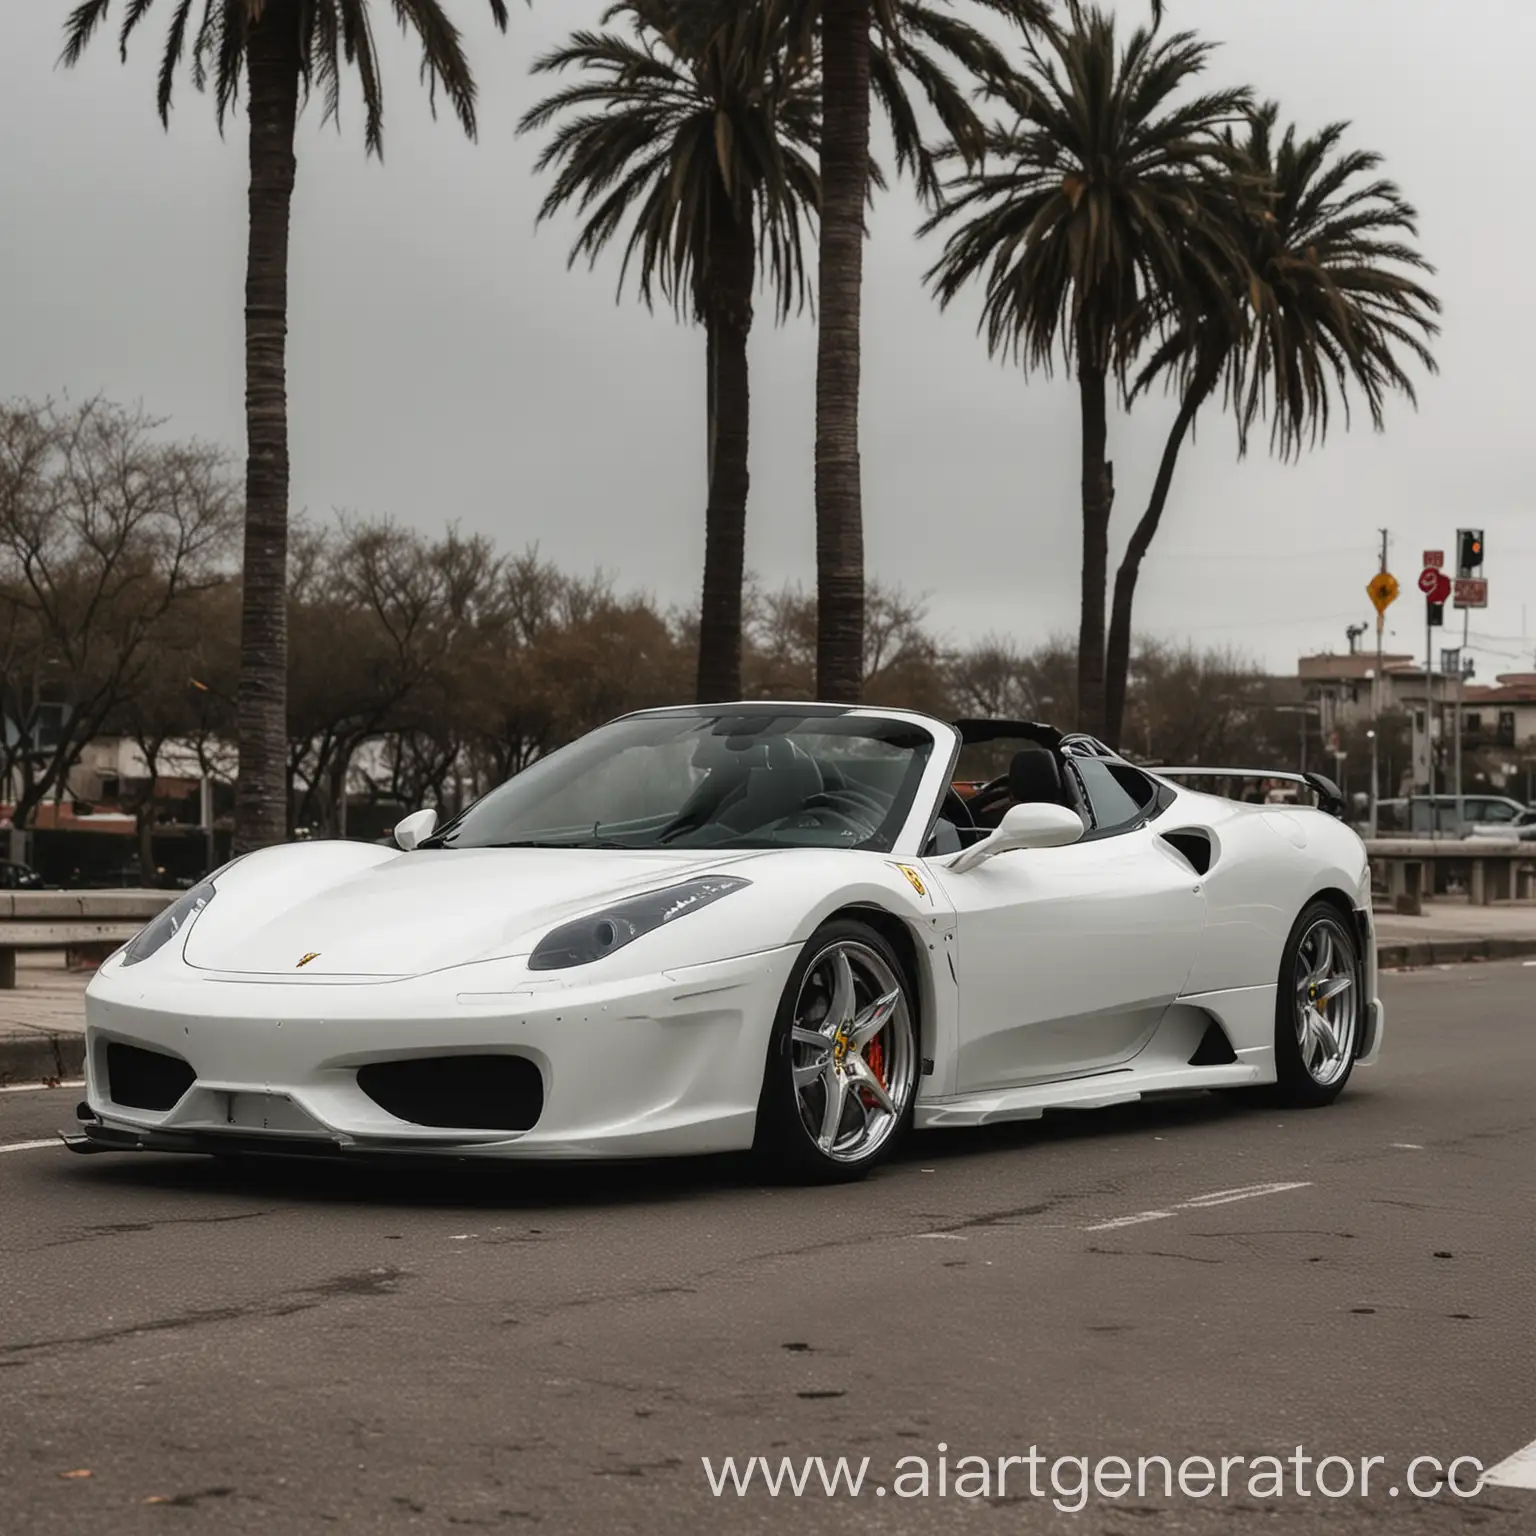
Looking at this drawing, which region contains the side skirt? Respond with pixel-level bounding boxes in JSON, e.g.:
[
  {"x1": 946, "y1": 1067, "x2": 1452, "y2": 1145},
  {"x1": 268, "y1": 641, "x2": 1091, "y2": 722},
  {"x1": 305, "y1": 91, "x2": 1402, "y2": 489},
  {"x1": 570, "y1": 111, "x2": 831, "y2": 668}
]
[{"x1": 915, "y1": 983, "x2": 1277, "y2": 1130}]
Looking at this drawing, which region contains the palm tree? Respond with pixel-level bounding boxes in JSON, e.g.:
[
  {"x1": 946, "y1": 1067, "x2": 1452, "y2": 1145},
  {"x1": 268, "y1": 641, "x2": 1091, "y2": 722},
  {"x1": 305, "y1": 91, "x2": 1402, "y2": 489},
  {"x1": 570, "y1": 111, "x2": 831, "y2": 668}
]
[
  {"x1": 808, "y1": 0, "x2": 1051, "y2": 702},
  {"x1": 61, "y1": 0, "x2": 511, "y2": 853},
  {"x1": 1102, "y1": 104, "x2": 1439, "y2": 745},
  {"x1": 519, "y1": 0, "x2": 821, "y2": 703},
  {"x1": 922, "y1": 6, "x2": 1248, "y2": 735}
]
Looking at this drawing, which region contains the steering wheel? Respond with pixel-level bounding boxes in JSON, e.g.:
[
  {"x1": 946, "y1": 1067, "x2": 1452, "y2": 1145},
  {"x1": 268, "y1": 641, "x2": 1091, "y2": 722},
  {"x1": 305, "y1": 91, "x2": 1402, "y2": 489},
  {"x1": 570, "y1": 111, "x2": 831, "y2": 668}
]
[{"x1": 965, "y1": 775, "x2": 1012, "y2": 827}]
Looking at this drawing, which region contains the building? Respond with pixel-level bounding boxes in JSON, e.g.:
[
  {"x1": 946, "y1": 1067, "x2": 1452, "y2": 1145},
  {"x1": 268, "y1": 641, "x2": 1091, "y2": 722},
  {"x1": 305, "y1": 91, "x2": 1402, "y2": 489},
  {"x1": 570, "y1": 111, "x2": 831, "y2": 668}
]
[
  {"x1": 1297, "y1": 651, "x2": 1423, "y2": 732},
  {"x1": 1460, "y1": 674, "x2": 1536, "y2": 752}
]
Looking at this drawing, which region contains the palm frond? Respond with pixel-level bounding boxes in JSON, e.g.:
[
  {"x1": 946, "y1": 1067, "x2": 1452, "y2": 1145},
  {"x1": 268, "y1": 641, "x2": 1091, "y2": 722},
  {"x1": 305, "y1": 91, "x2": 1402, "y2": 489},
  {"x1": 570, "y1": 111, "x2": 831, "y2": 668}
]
[
  {"x1": 520, "y1": 0, "x2": 822, "y2": 326},
  {"x1": 923, "y1": 5, "x2": 1249, "y2": 383},
  {"x1": 60, "y1": 0, "x2": 515, "y2": 156}
]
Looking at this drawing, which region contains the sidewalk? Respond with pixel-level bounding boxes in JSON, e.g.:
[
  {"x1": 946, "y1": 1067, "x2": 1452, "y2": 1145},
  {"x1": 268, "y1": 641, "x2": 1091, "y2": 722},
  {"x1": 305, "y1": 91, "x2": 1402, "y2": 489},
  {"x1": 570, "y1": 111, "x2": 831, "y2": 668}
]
[
  {"x1": 4, "y1": 900, "x2": 1536, "y2": 1086},
  {"x1": 0, "y1": 953, "x2": 92, "y2": 1086},
  {"x1": 1372, "y1": 899, "x2": 1536, "y2": 967}
]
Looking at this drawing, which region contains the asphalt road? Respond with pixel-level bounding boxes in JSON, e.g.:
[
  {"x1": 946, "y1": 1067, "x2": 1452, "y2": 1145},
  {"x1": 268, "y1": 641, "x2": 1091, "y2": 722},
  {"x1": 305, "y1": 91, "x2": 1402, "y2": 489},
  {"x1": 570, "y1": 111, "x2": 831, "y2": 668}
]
[{"x1": 1, "y1": 964, "x2": 1533, "y2": 1536}]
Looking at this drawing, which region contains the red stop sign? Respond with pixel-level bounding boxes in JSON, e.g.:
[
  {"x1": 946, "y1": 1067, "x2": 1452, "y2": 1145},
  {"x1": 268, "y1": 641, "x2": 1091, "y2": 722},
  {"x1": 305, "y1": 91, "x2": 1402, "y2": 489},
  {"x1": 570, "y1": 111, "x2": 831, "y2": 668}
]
[{"x1": 1418, "y1": 567, "x2": 1451, "y2": 601}]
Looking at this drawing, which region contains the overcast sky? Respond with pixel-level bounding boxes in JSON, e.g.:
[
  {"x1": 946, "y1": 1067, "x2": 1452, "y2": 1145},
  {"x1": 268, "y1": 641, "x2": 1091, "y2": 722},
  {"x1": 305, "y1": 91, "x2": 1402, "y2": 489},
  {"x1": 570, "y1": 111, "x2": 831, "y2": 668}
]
[{"x1": 3, "y1": 0, "x2": 1534, "y2": 681}]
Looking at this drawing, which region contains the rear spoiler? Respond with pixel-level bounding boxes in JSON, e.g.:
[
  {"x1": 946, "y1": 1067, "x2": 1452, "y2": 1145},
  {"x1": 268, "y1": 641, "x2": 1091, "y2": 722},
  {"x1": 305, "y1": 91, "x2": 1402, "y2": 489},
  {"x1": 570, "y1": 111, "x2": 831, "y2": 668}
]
[{"x1": 1153, "y1": 767, "x2": 1346, "y2": 820}]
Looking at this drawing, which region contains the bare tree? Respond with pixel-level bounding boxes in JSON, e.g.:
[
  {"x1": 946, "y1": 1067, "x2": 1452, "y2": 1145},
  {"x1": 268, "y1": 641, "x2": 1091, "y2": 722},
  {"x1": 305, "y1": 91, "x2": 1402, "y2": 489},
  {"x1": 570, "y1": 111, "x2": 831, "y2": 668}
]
[{"x1": 0, "y1": 399, "x2": 238, "y2": 859}]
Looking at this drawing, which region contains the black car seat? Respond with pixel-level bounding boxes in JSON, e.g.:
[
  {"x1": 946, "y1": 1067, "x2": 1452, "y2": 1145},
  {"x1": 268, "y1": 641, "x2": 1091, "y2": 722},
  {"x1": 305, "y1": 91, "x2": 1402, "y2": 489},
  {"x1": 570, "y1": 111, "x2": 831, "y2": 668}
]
[
  {"x1": 1007, "y1": 748, "x2": 1066, "y2": 805},
  {"x1": 1007, "y1": 748, "x2": 1087, "y2": 820}
]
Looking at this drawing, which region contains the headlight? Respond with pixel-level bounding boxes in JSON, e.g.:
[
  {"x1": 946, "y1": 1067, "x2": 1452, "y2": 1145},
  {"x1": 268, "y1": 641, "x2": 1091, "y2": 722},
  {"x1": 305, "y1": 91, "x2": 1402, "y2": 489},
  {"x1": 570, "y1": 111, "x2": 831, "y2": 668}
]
[
  {"x1": 120, "y1": 881, "x2": 216, "y2": 966},
  {"x1": 528, "y1": 876, "x2": 750, "y2": 971}
]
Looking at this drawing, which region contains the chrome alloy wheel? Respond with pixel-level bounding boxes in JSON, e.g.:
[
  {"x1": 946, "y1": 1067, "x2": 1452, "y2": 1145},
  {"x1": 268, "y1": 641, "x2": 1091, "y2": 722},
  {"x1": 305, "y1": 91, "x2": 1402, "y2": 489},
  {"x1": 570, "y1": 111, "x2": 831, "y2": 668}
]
[
  {"x1": 1293, "y1": 914, "x2": 1360, "y2": 1088},
  {"x1": 789, "y1": 940, "x2": 915, "y2": 1165}
]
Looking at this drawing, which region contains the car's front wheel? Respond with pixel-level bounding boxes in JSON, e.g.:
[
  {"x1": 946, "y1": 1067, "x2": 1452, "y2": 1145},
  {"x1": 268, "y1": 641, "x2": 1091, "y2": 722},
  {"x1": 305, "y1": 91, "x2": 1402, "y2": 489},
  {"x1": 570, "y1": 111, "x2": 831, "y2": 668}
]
[
  {"x1": 753, "y1": 919, "x2": 919, "y2": 1183},
  {"x1": 1272, "y1": 900, "x2": 1363, "y2": 1107}
]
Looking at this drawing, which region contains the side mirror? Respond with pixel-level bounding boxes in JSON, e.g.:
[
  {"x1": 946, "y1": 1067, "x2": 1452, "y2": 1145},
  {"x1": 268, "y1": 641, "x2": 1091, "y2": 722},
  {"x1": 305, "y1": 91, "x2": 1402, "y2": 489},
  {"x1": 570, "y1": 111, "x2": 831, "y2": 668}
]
[
  {"x1": 393, "y1": 808, "x2": 438, "y2": 852},
  {"x1": 949, "y1": 802, "x2": 1083, "y2": 873}
]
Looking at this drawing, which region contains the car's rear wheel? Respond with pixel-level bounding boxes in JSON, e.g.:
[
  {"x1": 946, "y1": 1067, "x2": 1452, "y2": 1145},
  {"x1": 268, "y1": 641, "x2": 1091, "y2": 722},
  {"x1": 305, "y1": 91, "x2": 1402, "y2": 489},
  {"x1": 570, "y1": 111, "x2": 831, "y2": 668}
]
[
  {"x1": 1272, "y1": 900, "x2": 1363, "y2": 1107},
  {"x1": 753, "y1": 919, "x2": 919, "y2": 1183}
]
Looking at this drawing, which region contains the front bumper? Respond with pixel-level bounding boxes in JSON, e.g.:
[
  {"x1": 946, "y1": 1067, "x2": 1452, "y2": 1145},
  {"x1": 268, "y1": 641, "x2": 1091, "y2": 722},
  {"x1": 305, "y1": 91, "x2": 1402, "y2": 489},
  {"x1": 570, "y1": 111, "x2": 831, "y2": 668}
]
[{"x1": 77, "y1": 945, "x2": 798, "y2": 1160}]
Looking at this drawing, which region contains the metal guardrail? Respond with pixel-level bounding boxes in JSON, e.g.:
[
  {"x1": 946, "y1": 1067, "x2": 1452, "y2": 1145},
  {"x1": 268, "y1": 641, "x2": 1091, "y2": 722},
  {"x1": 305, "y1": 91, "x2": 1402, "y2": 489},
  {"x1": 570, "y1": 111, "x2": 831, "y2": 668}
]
[
  {"x1": 1364, "y1": 838, "x2": 1536, "y2": 914},
  {"x1": 0, "y1": 889, "x2": 174, "y2": 989}
]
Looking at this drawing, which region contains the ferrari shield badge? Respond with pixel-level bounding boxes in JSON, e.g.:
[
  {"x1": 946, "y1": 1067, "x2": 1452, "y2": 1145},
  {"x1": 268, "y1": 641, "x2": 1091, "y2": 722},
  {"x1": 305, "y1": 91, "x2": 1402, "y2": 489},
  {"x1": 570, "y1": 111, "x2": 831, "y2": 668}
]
[
  {"x1": 296, "y1": 952, "x2": 321, "y2": 969},
  {"x1": 892, "y1": 864, "x2": 927, "y2": 899}
]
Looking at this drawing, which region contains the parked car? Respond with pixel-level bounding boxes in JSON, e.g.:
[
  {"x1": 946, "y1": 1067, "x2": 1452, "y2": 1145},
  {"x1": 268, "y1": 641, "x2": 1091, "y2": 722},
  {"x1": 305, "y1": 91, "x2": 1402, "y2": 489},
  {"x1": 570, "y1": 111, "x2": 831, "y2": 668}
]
[
  {"x1": 1467, "y1": 807, "x2": 1536, "y2": 841},
  {"x1": 1388, "y1": 794, "x2": 1533, "y2": 838},
  {"x1": 69, "y1": 704, "x2": 1382, "y2": 1179}
]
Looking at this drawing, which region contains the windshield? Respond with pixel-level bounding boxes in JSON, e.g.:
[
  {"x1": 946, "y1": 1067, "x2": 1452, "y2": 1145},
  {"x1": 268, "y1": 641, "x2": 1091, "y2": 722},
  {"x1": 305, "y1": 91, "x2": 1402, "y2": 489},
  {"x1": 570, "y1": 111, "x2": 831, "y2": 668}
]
[{"x1": 427, "y1": 710, "x2": 936, "y2": 853}]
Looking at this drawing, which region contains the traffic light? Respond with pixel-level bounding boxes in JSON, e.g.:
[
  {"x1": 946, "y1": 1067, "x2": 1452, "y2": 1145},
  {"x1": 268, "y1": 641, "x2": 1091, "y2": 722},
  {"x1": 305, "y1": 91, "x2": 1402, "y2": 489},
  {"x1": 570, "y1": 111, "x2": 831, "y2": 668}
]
[{"x1": 1457, "y1": 528, "x2": 1484, "y2": 577}]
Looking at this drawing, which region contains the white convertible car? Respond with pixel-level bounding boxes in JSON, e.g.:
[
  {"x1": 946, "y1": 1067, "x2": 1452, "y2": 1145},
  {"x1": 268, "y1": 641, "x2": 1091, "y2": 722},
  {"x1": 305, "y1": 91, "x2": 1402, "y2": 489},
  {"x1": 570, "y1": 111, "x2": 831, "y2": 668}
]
[{"x1": 68, "y1": 704, "x2": 1381, "y2": 1181}]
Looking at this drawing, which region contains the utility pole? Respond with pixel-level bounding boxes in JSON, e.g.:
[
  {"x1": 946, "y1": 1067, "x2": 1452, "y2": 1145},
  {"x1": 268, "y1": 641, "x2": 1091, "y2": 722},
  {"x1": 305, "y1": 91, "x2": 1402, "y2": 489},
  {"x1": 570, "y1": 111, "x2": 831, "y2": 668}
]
[{"x1": 1371, "y1": 528, "x2": 1388, "y2": 837}]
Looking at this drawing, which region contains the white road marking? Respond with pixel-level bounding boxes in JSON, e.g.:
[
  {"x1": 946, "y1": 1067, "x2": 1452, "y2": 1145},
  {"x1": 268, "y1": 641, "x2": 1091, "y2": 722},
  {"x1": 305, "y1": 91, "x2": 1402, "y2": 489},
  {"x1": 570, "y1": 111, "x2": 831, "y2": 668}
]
[
  {"x1": 1083, "y1": 1182, "x2": 1312, "y2": 1232},
  {"x1": 1178, "y1": 1181, "x2": 1312, "y2": 1208},
  {"x1": 916, "y1": 1232, "x2": 968, "y2": 1241},
  {"x1": 0, "y1": 1079, "x2": 84, "y2": 1095},
  {"x1": 1084, "y1": 1210, "x2": 1175, "y2": 1232},
  {"x1": 1392, "y1": 1142, "x2": 1425, "y2": 1150},
  {"x1": 0, "y1": 1139, "x2": 61, "y2": 1155},
  {"x1": 1482, "y1": 1437, "x2": 1536, "y2": 1490}
]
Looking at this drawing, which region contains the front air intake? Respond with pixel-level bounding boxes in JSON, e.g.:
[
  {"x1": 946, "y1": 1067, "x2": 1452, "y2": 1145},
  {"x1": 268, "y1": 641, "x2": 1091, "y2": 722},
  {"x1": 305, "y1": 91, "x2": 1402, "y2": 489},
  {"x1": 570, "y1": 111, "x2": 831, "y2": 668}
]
[
  {"x1": 356, "y1": 1055, "x2": 544, "y2": 1132},
  {"x1": 106, "y1": 1042, "x2": 197, "y2": 1111}
]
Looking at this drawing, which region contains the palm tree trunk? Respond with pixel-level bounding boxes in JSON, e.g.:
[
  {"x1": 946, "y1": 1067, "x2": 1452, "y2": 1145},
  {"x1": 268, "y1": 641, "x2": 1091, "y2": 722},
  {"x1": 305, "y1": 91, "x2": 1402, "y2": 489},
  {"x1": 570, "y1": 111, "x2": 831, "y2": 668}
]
[
  {"x1": 233, "y1": 1, "x2": 301, "y2": 855},
  {"x1": 814, "y1": 0, "x2": 872, "y2": 703},
  {"x1": 705, "y1": 323, "x2": 718, "y2": 494},
  {"x1": 1103, "y1": 376, "x2": 1212, "y2": 749},
  {"x1": 1076, "y1": 342, "x2": 1114, "y2": 736},
  {"x1": 695, "y1": 210, "x2": 755, "y2": 703}
]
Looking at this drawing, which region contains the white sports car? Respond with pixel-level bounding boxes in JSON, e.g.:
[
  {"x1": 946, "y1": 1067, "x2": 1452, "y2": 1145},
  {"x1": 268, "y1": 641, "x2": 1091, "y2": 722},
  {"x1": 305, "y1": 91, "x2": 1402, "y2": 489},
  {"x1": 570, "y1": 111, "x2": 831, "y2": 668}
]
[{"x1": 68, "y1": 704, "x2": 1382, "y2": 1181}]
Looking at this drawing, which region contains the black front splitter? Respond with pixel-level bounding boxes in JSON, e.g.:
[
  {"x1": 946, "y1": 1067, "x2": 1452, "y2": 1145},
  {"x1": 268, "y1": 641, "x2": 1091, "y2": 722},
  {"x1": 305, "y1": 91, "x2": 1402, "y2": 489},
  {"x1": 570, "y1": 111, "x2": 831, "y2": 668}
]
[{"x1": 61, "y1": 1116, "x2": 506, "y2": 1164}]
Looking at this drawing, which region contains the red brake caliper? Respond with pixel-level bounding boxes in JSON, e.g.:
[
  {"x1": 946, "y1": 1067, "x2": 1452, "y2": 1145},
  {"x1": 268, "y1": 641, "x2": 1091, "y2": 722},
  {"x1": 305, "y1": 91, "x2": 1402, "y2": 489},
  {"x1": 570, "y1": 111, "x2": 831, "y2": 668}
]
[{"x1": 863, "y1": 1034, "x2": 887, "y2": 1105}]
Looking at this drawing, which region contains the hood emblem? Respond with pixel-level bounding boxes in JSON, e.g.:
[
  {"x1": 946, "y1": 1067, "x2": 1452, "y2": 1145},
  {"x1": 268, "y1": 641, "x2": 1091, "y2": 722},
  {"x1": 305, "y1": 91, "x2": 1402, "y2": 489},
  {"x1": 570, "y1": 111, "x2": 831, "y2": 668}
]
[{"x1": 296, "y1": 952, "x2": 321, "y2": 969}]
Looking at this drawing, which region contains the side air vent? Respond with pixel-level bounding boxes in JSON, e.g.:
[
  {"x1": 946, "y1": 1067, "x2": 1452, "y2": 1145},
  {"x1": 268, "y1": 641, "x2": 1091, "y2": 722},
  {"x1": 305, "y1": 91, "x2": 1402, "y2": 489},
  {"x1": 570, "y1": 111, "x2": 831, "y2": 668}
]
[
  {"x1": 106, "y1": 1042, "x2": 197, "y2": 1111},
  {"x1": 1189, "y1": 1020, "x2": 1238, "y2": 1067},
  {"x1": 357, "y1": 1055, "x2": 544, "y2": 1132},
  {"x1": 1160, "y1": 829, "x2": 1213, "y2": 876}
]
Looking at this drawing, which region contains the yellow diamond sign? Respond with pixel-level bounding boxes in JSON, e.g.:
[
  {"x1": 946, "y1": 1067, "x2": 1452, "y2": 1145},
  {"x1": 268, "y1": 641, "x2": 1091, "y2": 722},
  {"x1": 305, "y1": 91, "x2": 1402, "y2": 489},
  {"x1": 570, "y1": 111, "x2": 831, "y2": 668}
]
[{"x1": 1367, "y1": 571, "x2": 1399, "y2": 616}]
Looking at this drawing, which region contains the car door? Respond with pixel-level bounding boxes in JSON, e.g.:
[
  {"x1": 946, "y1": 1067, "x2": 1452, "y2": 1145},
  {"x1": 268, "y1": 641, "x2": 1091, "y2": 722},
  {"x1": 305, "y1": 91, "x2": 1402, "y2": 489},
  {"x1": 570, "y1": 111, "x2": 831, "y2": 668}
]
[{"x1": 934, "y1": 758, "x2": 1207, "y2": 1093}]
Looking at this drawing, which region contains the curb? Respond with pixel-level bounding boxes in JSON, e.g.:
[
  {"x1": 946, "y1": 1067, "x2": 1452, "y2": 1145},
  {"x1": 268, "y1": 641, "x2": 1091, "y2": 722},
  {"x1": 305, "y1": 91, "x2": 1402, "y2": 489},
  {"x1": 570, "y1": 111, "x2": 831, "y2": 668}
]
[
  {"x1": 0, "y1": 1033, "x2": 86, "y2": 1089},
  {"x1": 1377, "y1": 936, "x2": 1536, "y2": 970}
]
